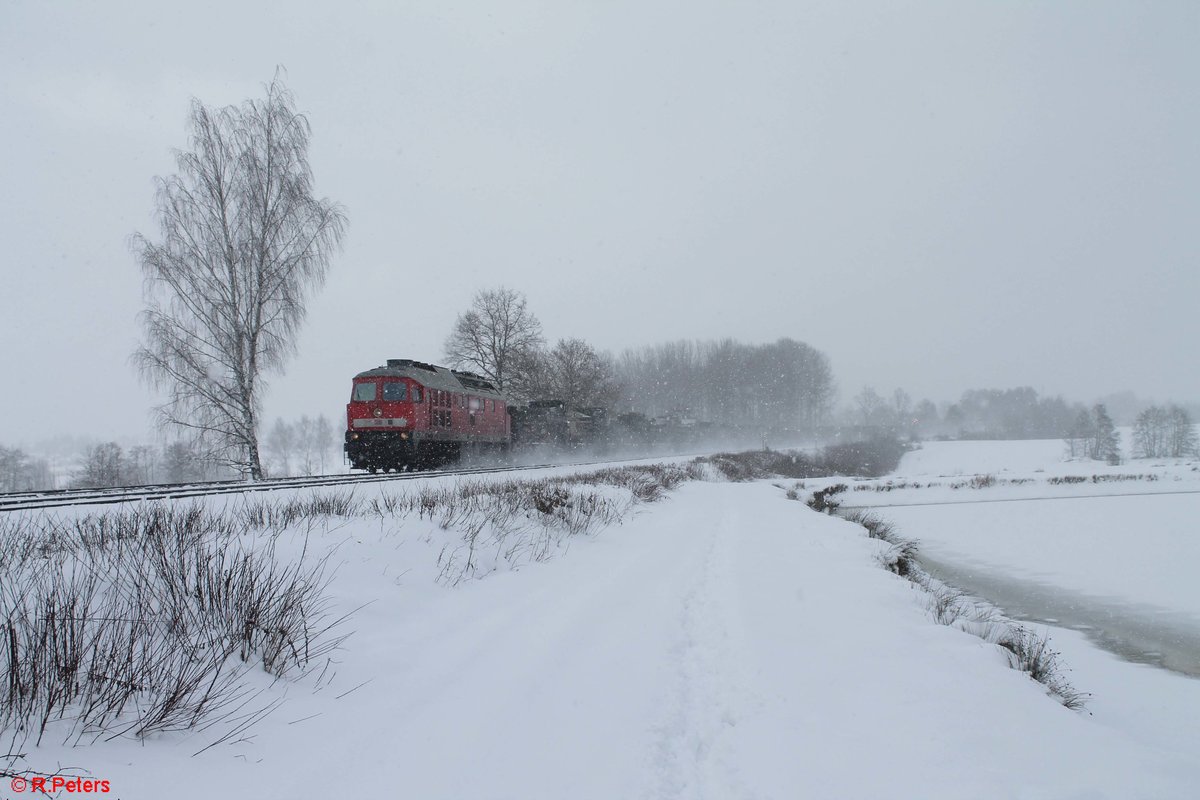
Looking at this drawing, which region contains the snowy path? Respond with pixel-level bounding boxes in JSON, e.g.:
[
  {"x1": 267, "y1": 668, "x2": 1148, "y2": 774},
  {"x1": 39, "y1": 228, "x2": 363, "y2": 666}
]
[{"x1": 57, "y1": 481, "x2": 1200, "y2": 798}]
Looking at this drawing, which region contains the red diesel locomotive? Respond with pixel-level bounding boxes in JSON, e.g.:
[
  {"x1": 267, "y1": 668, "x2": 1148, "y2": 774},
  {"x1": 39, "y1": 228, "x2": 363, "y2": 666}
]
[{"x1": 344, "y1": 359, "x2": 510, "y2": 471}]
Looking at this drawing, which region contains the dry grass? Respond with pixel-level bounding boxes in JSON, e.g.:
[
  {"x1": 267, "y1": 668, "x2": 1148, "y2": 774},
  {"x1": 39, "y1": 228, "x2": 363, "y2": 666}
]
[{"x1": 0, "y1": 506, "x2": 343, "y2": 753}]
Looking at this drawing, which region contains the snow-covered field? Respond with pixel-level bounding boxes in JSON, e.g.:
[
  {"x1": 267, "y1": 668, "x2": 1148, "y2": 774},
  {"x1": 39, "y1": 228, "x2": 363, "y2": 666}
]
[{"x1": 6, "y1": 447, "x2": 1200, "y2": 798}]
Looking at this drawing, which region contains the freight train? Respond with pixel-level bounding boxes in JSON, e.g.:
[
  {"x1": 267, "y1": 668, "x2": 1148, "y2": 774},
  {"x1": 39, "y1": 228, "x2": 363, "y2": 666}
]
[{"x1": 344, "y1": 358, "x2": 716, "y2": 472}]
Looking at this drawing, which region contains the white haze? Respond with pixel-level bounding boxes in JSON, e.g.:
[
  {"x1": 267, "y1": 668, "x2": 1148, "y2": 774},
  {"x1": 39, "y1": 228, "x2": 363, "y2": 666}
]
[{"x1": 1, "y1": 1, "x2": 1196, "y2": 446}]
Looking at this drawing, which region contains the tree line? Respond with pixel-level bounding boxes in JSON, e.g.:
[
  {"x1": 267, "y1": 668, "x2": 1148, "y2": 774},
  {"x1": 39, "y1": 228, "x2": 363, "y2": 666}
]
[
  {"x1": 1, "y1": 414, "x2": 341, "y2": 492},
  {"x1": 615, "y1": 338, "x2": 834, "y2": 434},
  {"x1": 0, "y1": 446, "x2": 53, "y2": 493},
  {"x1": 263, "y1": 415, "x2": 337, "y2": 476},
  {"x1": 70, "y1": 441, "x2": 229, "y2": 489},
  {"x1": 843, "y1": 386, "x2": 1197, "y2": 464},
  {"x1": 443, "y1": 287, "x2": 622, "y2": 409},
  {"x1": 444, "y1": 288, "x2": 836, "y2": 435},
  {"x1": 74, "y1": 414, "x2": 337, "y2": 489},
  {"x1": 844, "y1": 386, "x2": 1080, "y2": 442}
]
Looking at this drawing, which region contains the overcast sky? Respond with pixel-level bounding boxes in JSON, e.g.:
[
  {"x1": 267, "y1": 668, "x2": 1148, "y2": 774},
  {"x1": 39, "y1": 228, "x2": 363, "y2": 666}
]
[{"x1": 1, "y1": 1, "x2": 1196, "y2": 447}]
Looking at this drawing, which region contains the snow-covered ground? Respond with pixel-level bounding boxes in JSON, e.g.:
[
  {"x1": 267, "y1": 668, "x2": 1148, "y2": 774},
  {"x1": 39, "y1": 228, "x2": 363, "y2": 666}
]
[
  {"x1": 8, "y1": 449, "x2": 1200, "y2": 798},
  {"x1": 832, "y1": 437, "x2": 1200, "y2": 791}
]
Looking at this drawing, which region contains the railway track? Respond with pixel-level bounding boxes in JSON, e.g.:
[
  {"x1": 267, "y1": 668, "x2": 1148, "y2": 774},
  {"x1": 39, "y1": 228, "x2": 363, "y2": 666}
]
[{"x1": 0, "y1": 458, "x2": 643, "y2": 514}]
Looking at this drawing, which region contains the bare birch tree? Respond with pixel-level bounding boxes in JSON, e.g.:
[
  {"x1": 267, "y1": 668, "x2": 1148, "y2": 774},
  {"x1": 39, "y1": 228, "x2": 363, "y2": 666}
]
[
  {"x1": 132, "y1": 75, "x2": 346, "y2": 479},
  {"x1": 444, "y1": 287, "x2": 543, "y2": 396}
]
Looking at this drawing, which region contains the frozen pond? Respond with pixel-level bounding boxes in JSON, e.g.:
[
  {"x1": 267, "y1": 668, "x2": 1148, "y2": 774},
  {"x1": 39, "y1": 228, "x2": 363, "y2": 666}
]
[
  {"x1": 850, "y1": 491, "x2": 1200, "y2": 678},
  {"x1": 920, "y1": 554, "x2": 1200, "y2": 678}
]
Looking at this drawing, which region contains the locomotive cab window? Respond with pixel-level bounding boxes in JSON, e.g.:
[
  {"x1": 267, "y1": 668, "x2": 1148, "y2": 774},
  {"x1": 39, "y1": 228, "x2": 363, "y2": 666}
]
[
  {"x1": 412, "y1": 385, "x2": 423, "y2": 403},
  {"x1": 352, "y1": 382, "x2": 377, "y2": 402},
  {"x1": 382, "y1": 382, "x2": 407, "y2": 402}
]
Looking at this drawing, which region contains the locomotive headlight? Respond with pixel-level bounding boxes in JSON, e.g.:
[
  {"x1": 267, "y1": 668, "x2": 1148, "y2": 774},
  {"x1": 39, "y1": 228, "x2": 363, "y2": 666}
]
[{"x1": 373, "y1": 407, "x2": 383, "y2": 417}]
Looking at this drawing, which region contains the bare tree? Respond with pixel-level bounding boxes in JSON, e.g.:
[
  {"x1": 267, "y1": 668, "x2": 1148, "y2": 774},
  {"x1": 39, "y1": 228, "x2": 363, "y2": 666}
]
[
  {"x1": 265, "y1": 418, "x2": 297, "y2": 477},
  {"x1": 1138, "y1": 405, "x2": 1199, "y2": 458},
  {"x1": 1065, "y1": 408, "x2": 1094, "y2": 459},
  {"x1": 444, "y1": 288, "x2": 543, "y2": 397},
  {"x1": 618, "y1": 340, "x2": 703, "y2": 418},
  {"x1": 0, "y1": 446, "x2": 53, "y2": 492},
  {"x1": 294, "y1": 415, "x2": 324, "y2": 475},
  {"x1": 124, "y1": 445, "x2": 159, "y2": 485},
  {"x1": 1089, "y1": 404, "x2": 1121, "y2": 463},
  {"x1": 161, "y1": 440, "x2": 220, "y2": 483},
  {"x1": 531, "y1": 338, "x2": 622, "y2": 409},
  {"x1": 1132, "y1": 406, "x2": 1169, "y2": 458},
  {"x1": 132, "y1": 74, "x2": 347, "y2": 479},
  {"x1": 892, "y1": 388, "x2": 912, "y2": 427},
  {"x1": 1167, "y1": 405, "x2": 1199, "y2": 457},
  {"x1": 854, "y1": 387, "x2": 891, "y2": 431},
  {"x1": 73, "y1": 443, "x2": 128, "y2": 489},
  {"x1": 313, "y1": 414, "x2": 334, "y2": 473},
  {"x1": 912, "y1": 398, "x2": 939, "y2": 439}
]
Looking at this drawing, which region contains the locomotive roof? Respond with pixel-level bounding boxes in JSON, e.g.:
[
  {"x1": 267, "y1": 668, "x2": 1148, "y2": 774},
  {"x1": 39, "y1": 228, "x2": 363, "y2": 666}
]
[{"x1": 353, "y1": 359, "x2": 506, "y2": 398}]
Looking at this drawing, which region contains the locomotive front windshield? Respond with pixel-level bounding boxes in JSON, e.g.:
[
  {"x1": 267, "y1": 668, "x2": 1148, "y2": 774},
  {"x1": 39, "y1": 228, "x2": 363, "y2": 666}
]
[
  {"x1": 352, "y1": 382, "x2": 377, "y2": 402},
  {"x1": 382, "y1": 382, "x2": 407, "y2": 402}
]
